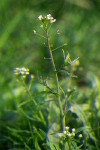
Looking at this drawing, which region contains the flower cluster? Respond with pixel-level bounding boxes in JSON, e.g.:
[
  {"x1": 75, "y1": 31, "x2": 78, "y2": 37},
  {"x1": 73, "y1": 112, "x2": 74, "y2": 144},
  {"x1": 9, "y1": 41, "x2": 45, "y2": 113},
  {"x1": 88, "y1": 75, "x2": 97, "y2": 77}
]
[
  {"x1": 38, "y1": 14, "x2": 56, "y2": 23},
  {"x1": 13, "y1": 67, "x2": 34, "y2": 79},
  {"x1": 56, "y1": 126, "x2": 83, "y2": 139},
  {"x1": 63, "y1": 126, "x2": 76, "y2": 138}
]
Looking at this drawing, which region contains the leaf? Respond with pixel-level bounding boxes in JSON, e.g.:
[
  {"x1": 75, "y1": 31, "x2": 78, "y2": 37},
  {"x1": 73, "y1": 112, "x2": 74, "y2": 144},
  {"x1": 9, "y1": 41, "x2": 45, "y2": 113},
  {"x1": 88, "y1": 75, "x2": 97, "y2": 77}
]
[
  {"x1": 68, "y1": 140, "x2": 80, "y2": 150},
  {"x1": 65, "y1": 53, "x2": 71, "y2": 64},
  {"x1": 39, "y1": 129, "x2": 46, "y2": 140},
  {"x1": 65, "y1": 142, "x2": 69, "y2": 150},
  {"x1": 36, "y1": 129, "x2": 46, "y2": 141},
  {"x1": 35, "y1": 138, "x2": 41, "y2": 150},
  {"x1": 70, "y1": 104, "x2": 97, "y2": 143},
  {"x1": 24, "y1": 142, "x2": 31, "y2": 150},
  {"x1": 70, "y1": 57, "x2": 79, "y2": 65},
  {"x1": 48, "y1": 141, "x2": 60, "y2": 150},
  {"x1": 75, "y1": 126, "x2": 91, "y2": 134}
]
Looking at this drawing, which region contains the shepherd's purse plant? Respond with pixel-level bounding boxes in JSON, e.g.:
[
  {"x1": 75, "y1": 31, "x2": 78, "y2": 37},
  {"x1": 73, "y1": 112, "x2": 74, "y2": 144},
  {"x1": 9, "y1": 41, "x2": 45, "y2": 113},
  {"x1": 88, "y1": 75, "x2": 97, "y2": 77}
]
[{"x1": 13, "y1": 14, "x2": 87, "y2": 150}]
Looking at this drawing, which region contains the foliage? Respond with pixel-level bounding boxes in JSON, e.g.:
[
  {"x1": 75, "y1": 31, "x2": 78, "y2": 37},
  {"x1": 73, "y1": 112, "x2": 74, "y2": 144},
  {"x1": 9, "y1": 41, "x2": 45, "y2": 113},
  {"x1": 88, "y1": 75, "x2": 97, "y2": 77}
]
[{"x1": 0, "y1": 0, "x2": 100, "y2": 149}]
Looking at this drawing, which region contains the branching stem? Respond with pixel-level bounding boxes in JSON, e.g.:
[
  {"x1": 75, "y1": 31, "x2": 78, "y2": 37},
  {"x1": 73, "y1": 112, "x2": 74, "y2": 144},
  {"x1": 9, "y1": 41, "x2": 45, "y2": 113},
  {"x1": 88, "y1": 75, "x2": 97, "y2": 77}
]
[{"x1": 46, "y1": 29, "x2": 65, "y2": 132}]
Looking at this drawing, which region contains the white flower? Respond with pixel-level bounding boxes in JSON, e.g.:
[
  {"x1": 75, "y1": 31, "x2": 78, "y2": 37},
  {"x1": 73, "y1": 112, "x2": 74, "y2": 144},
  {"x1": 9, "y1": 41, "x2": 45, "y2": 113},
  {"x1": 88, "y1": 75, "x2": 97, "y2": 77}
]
[
  {"x1": 72, "y1": 132, "x2": 75, "y2": 136},
  {"x1": 72, "y1": 128, "x2": 75, "y2": 132},
  {"x1": 64, "y1": 131, "x2": 67, "y2": 134},
  {"x1": 50, "y1": 17, "x2": 54, "y2": 20},
  {"x1": 47, "y1": 14, "x2": 52, "y2": 19},
  {"x1": 33, "y1": 30, "x2": 36, "y2": 34},
  {"x1": 38, "y1": 14, "x2": 56, "y2": 24},
  {"x1": 13, "y1": 67, "x2": 29, "y2": 76},
  {"x1": 38, "y1": 15, "x2": 43, "y2": 20},
  {"x1": 47, "y1": 14, "x2": 51, "y2": 17},
  {"x1": 65, "y1": 126, "x2": 69, "y2": 130},
  {"x1": 50, "y1": 19, "x2": 56, "y2": 23},
  {"x1": 40, "y1": 24, "x2": 43, "y2": 28},
  {"x1": 68, "y1": 133, "x2": 71, "y2": 137}
]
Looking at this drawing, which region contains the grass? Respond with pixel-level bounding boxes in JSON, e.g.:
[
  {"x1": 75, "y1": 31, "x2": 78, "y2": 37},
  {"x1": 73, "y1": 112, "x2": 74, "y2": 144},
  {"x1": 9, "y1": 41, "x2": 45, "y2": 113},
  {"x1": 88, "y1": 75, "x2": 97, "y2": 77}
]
[{"x1": 0, "y1": 1, "x2": 100, "y2": 149}]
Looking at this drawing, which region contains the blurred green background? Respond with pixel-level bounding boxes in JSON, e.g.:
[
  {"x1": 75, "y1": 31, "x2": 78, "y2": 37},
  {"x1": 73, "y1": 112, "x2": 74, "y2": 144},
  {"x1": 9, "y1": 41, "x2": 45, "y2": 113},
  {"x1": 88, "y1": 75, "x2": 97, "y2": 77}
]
[
  {"x1": 0, "y1": 0, "x2": 100, "y2": 149},
  {"x1": 1, "y1": 0, "x2": 100, "y2": 105}
]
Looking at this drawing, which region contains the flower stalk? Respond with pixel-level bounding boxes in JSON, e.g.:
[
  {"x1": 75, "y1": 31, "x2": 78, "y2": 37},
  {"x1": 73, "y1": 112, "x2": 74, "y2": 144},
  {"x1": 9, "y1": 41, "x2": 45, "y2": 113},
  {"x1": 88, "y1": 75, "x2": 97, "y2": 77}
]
[{"x1": 45, "y1": 28, "x2": 65, "y2": 132}]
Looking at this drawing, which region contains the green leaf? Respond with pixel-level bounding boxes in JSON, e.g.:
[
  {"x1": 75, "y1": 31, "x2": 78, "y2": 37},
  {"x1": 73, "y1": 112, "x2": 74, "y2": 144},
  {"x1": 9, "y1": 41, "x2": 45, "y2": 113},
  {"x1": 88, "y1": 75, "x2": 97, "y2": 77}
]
[
  {"x1": 70, "y1": 104, "x2": 97, "y2": 144},
  {"x1": 65, "y1": 53, "x2": 71, "y2": 64},
  {"x1": 24, "y1": 142, "x2": 31, "y2": 150},
  {"x1": 48, "y1": 141, "x2": 60, "y2": 150},
  {"x1": 39, "y1": 129, "x2": 46, "y2": 140},
  {"x1": 68, "y1": 140, "x2": 80, "y2": 150},
  {"x1": 35, "y1": 138, "x2": 41, "y2": 150}
]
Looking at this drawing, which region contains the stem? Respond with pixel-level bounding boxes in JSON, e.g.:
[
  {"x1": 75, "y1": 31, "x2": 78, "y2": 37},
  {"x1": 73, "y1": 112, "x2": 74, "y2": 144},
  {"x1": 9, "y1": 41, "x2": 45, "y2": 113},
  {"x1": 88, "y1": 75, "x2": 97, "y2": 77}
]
[
  {"x1": 46, "y1": 29, "x2": 65, "y2": 132},
  {"x1": 22, "y1": 80, "x2": 45, "y2": 124}
]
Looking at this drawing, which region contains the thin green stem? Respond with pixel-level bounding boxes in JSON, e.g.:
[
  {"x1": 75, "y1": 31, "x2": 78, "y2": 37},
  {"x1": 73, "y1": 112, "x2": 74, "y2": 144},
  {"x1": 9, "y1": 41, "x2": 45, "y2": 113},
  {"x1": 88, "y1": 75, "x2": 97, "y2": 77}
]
[
  {"x1": 45, "y1": 29, "x2": 65, "y2": 132},
  {"x1": 52, "y1": 43, "x2": 67, "y2": 52},
  {"x1": 21, "y1": 79, "x2": 45, "y2": 124}
]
